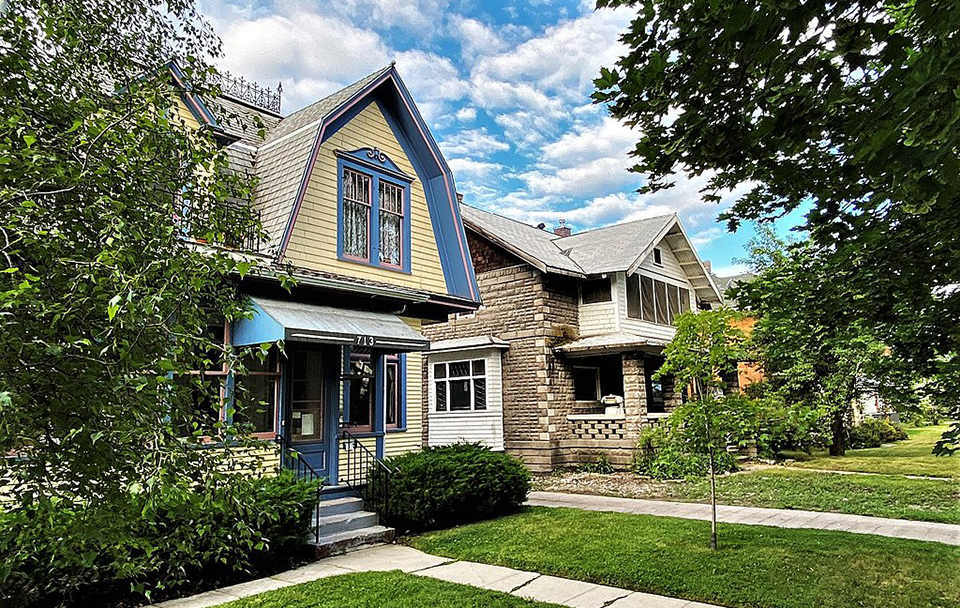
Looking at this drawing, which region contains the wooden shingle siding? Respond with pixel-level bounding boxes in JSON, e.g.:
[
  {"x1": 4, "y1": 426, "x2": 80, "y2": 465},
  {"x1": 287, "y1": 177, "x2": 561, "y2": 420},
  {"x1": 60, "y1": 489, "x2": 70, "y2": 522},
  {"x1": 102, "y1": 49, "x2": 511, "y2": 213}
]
[{"x1": 283, "y1": 102, "x2": 447, "y2": 294}]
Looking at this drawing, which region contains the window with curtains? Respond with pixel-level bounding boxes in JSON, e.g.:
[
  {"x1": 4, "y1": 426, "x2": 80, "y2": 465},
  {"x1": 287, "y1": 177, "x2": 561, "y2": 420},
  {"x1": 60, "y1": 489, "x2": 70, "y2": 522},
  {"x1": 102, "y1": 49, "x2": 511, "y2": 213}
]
[
  {"x1": 626, "y1": 274, "x2": 691, "y2": 326},
  {"x1": 342, "y1": 168, "x2": 371, "y2": 260},
  {"x1": 338, "y1": 155, "x2": 410, "y2": 271},
  {"x1": 379, "y1": 180, "x2": 403, "y2": 267}
]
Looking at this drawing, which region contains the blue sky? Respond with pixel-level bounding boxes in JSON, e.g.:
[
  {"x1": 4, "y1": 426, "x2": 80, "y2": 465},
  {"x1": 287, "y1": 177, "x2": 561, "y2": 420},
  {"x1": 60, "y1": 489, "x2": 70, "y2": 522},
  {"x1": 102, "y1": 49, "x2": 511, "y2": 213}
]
[{"x1": 201, "y1": 0, "x2": 804, "y2": 276}]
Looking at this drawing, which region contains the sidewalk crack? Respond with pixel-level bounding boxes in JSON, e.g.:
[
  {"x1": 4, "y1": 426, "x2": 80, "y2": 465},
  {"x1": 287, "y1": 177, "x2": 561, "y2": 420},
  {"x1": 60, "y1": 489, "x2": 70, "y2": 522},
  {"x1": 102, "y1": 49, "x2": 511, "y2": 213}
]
[
  {"x1": 508, "y1": 574, "x2": 541, "y2": 594},
  {"x1": 410, "y1": 558, "x2": 458, "y2": 573}
]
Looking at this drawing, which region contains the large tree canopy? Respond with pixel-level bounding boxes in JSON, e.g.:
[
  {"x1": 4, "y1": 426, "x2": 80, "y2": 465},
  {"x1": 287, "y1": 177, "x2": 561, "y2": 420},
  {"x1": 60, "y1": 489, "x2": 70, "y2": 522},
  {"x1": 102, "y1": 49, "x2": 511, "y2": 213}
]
[
  {"x1": 595, "y1": 0, "x2": 960, "y2": 447},
  {"x1": 0, "y1": 0, "x2": 266, "y2": 508}
]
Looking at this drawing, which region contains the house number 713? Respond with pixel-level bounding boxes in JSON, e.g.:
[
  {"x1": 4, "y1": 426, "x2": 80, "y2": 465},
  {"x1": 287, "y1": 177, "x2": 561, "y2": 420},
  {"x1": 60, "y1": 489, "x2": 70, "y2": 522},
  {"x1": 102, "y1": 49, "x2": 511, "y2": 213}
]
[{"x1": 355, "y1": 335, "x2": 376, "y2": 347}]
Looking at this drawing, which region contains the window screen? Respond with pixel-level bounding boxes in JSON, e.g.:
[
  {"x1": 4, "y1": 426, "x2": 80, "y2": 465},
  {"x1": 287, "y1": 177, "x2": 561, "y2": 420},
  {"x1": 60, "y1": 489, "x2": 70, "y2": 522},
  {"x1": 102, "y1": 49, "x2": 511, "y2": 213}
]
[
  {"x1": 641, "y1": 276, "x2": 655, "y2": 322},
  {"x1": 654, "y1": 280, "x2": 668, "y2": 325},
  {"x1": 627, "y1": 274, "x2": 641, "y2": 319}
]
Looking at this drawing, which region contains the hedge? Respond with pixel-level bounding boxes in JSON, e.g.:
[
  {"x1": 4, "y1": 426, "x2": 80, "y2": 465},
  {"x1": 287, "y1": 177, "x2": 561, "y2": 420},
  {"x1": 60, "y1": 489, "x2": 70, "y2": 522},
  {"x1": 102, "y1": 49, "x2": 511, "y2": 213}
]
[{"x1": 368, "y1": 443, "x2": 530, "y2": 533}]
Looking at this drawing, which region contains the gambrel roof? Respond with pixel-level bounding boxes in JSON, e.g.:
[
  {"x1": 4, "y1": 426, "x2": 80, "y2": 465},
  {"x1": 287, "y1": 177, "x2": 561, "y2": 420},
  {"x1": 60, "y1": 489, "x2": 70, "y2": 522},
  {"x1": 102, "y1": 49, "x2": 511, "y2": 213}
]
[
  {"x1": 461, "y1": 203, "x2": 723, "y2": 304},
  {"x1": 208, "y1": 64, "x2": 479, "y2": 303}
]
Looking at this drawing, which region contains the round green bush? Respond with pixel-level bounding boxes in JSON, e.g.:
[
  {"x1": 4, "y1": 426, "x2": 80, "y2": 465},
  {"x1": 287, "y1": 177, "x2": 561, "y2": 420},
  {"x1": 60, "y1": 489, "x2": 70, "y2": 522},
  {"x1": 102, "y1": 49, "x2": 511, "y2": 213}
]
[
  {"x1": 370, "y1": 443, "x2": 530, "y2": 533},
  {"x1": 849, "y1": 418, "x2": 909, "y2": 449}
]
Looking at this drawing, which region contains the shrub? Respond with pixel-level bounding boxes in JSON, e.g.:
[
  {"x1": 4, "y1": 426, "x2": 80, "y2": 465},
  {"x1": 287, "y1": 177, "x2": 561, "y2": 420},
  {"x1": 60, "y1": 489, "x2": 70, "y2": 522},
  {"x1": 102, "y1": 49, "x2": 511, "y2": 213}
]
[
  {"x1": 0, "y1": 471, "x2": 318, "y2": 607},
  {"x1": 370, "y1": 443, "x2": 529, "y2": 533},
  {"x1": 632, "y1": 427, "x2": 738, "y2": 480},
  {"x1": 849, "y1": 418, "x2": 909, "y2": 449}
]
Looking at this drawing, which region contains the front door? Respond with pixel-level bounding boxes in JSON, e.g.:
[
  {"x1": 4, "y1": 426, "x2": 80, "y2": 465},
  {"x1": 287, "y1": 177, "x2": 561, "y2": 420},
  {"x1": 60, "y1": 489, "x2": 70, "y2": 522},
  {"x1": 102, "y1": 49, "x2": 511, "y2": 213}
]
[{"x1": 287, "y1": 349, "x2": 333, "y2": 479}]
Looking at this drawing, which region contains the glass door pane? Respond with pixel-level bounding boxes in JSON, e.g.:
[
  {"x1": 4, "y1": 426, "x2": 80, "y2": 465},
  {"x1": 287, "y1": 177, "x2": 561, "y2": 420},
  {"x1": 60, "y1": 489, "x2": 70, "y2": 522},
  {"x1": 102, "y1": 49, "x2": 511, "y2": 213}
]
[{"x1": 290, "y1": 350, "x2": 323, "y2": 442}]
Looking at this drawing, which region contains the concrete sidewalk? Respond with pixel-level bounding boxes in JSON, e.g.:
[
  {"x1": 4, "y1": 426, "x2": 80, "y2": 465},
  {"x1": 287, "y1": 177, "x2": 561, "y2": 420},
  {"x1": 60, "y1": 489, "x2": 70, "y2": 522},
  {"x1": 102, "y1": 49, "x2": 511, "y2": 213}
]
[
  {"x1": 527, "y1": 491, "x2": 960, "y2": 545},
  {"x1": 157, "y1": 543, "x2": 723, "y2": 608}
]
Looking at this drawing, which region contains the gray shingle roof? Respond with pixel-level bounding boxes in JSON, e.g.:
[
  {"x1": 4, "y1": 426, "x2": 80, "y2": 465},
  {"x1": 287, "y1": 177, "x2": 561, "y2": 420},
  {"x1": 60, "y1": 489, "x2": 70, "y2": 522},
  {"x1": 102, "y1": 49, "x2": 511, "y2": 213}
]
[
  {"x1": 461, "y1": 203, "x2": 723, "y2": 303},
  {"x1": 214, "y1": 96, "x2": 282, "y2": 147},
  {"x1": 461, "y1": 204, "x2": 674, "y2": 276},
  {"x1": 556, "y1": 214, "x2": 675, "y2": 275},
  {"x1": 460, "y1": 204, "x2": 584, "y2": 275},
  {"x1": 714, "y1": 272, "x2": 755, "y2": 309}
]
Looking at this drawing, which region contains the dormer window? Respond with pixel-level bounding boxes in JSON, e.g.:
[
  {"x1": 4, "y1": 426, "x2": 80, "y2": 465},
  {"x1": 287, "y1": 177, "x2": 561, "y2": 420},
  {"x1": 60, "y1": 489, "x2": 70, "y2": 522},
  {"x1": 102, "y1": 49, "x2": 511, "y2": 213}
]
[
  {"x1": 337, "y1": 148, "x2": 412, "y2": 272},
  {"x1": 653, "y1": 247, "x2": 663, "y2": 266}
]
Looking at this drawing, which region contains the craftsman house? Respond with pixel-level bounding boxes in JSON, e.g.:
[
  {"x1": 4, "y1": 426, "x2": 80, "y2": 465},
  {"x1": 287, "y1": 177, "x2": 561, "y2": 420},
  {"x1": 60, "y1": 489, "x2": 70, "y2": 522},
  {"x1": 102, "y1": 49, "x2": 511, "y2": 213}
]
[
  {"x1": 172, "y1": 62, "x2": 480, "y2": 549},
  {"x1": 422, "y1": 205, "x2": 722, "y2": 472}
]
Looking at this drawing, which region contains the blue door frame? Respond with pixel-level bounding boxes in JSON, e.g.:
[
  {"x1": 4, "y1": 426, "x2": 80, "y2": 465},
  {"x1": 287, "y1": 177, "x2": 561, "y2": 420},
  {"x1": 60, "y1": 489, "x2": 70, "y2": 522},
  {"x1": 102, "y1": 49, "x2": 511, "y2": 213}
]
[{"x1": 280, "y1": 345, "x2": 341, "y2": 484}]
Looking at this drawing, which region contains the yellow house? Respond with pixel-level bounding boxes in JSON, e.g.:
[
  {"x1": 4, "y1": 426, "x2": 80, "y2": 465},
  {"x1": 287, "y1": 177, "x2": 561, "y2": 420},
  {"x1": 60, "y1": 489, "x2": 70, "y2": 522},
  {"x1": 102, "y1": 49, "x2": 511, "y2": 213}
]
[{"x1": 172, "y1": 62, "x2": 481, "y2": 551}]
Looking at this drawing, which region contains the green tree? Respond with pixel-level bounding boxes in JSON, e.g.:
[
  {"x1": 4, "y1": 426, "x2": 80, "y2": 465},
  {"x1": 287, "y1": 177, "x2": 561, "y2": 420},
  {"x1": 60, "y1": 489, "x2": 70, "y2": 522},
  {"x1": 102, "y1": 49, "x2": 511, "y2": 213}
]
[
  {"x1": 656, "y1": 309, "x2": 752, "y2": 550},
  {"x1": 594, "y1": 0, "x2": 960, "y2": 448},
  {"x1": 735, "y1": 228, "x2": 919, "y2": 456},
  {"x1": 0, "y1": 0, "x2": 279, "y2": 599}
]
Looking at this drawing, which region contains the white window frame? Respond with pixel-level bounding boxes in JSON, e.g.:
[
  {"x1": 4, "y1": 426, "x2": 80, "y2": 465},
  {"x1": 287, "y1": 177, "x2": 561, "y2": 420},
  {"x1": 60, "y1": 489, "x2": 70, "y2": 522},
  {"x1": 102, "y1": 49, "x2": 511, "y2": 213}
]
[{"x1": 433, "y1": 359, "x2": 487, "y2": 412}]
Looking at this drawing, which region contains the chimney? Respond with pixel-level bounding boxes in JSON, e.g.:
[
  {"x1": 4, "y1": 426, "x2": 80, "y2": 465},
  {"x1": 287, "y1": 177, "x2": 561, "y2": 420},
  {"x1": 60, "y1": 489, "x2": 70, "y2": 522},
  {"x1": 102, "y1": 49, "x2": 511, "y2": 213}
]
[
  {"x1": 456, "y1": 192, "x2": 464, "y2": 204},
  {"x1": 536, "y1": 222, "x2": 546, "y2": 230},
  {"x1": 553, "y1": 219, "x2": 572, "y2": 238},
  {"x1": 704, "y1": 260, "x2": 713, "y2": 274}
]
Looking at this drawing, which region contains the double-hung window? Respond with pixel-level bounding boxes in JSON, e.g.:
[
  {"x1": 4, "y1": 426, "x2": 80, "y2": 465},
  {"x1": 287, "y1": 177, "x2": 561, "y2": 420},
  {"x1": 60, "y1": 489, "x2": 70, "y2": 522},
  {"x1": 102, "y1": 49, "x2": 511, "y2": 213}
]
[
  {"x1": 337, "y1": 149, "x2": 411, "y2": 271},
  {"x1": 434, "y1": 360, "x2": 486, "y2": 412},
  {"x1": 342, "y1": 168, "x2": 372, "y2": 261},
  {"x1": 379, "y1": 181, "x2": 403, "y2": 268}
]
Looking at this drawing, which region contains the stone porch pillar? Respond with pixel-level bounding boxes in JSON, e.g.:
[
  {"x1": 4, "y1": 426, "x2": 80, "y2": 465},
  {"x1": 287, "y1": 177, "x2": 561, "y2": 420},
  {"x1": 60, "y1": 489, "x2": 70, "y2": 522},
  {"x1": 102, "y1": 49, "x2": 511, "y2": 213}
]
[{"x1": 621, "y1": 351, "x2": 648, "y2": 439}]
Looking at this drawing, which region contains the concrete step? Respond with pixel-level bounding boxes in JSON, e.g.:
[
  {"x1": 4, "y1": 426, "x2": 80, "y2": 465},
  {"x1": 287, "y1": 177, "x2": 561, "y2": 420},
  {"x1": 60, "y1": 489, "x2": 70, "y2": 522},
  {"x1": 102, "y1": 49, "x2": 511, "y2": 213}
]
[
  {"x1": 314, "y1": 510, "x2": 378, "y2": 536},
  {"x1": 320, "y1": 484, "x2": 359, "y2": 500},
  {"x1": 310, "y1": 525, "x2": 396, "y2": 558},
  {"x1": 319, "y1": 496, "x2": 365, "y2": 517}
]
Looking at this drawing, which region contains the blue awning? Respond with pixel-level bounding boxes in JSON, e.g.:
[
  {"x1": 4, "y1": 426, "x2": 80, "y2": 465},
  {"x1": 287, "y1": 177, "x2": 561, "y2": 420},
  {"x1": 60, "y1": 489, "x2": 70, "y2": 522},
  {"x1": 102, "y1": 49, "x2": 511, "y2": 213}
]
[{"x1": 233, "y1": 297, "x2": 430, "y2": 351}]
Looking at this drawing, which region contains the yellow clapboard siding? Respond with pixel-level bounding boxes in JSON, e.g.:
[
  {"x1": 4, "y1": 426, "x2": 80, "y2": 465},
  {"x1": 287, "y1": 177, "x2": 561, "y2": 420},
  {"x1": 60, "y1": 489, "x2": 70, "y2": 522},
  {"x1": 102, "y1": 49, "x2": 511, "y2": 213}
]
[
  {"x1": 284, "y1": 102, "x2": 448, "y2": 295},
  {"x1": 174, "y1": 99, "x2": 202, "y2": 131}
]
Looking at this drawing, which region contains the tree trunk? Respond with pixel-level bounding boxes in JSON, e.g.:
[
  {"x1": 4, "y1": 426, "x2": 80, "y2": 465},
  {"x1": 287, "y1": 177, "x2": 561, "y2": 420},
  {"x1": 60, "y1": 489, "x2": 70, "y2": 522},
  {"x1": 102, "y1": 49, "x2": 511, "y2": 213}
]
[
  {"x1": 708, "y1": 449, "x2": 718, "y2": 550},
  {"x1": 829, "y1": 407, "x2": 847, "y2": 456}
]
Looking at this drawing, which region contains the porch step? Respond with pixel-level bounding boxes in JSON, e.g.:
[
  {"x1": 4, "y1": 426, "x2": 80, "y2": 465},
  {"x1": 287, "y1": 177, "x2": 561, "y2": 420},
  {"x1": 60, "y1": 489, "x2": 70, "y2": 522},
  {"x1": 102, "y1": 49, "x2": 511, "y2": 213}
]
[
  {"x1": 314, "y1": 510, "x2": 379, "y2": 536},
  {"x1": 320, "y1": 484, "x2": 359, "y2": 500},
  {"x1": 310, "y1": 525, "x2": 396, "y2": 558},
  {"x1": 319, "y1": 496, "x2": 365, "y2": 517}
]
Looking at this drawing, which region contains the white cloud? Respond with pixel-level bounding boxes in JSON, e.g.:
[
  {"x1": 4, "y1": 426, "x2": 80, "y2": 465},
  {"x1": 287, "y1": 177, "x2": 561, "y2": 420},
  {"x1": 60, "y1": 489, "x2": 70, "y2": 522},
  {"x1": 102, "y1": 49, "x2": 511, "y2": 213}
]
[
  {"x1": 447, "y1": 157, "x2": 505, "y2": 181},
  {"x1": 712, "y1": 263, "x2": 750, "y2": 277},
  {"x1": 448, "y1": 16, "x2": 509, "y2": 60},
  {"x1": 214, "y1": 8, "x2": 391, "y2": 111},
  {"x1": 455, "y1": 107, "x2": 477, "y2": 122},
  {"x1": 439, "y1": 127, "x2": 510, "y2": 158},
  {"x1": 333, "y1": 0, "x2": 452, "y2": 34},
  {"x1": 690, "y1": 226, "x2": 725, "y2": 247}
]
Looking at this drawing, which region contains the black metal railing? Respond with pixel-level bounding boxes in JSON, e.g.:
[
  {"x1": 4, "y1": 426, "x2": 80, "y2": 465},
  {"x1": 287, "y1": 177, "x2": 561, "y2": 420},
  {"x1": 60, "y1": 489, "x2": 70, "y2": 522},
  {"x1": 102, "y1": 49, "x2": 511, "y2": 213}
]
[
  {"x1": 275, "y1": 434, "x2": 324, "y2": 544},
  {"x1": 210, "y1": 71, "x2": 282, "y2": 114},
  {"x1": 339, "y1": 428, "x2": 394, "y2": 526},
  {"x1": 177, "y1": 199, "x2": 263, "y2": 253}
]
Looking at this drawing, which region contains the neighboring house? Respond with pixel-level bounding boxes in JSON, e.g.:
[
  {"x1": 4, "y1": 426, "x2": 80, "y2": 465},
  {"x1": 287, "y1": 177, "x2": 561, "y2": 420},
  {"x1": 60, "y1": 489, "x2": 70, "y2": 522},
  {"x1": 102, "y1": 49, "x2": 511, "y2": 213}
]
[
  {"x1": 713, "y1": 272, "x2": 764, "y2": 392},
  {"x1": 421, "y1": 205, "x2": 723, "y2": 472},
  {"x1": 172, "y1": 63, "x2": 480, "y2": 548}
]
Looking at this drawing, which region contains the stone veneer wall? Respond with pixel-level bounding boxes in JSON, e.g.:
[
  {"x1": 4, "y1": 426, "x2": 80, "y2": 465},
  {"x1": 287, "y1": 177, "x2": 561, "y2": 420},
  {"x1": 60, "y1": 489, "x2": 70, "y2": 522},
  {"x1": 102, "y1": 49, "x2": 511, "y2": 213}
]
[{"x1": 423, "y1": 231, "x2": 682, "y2": 473}]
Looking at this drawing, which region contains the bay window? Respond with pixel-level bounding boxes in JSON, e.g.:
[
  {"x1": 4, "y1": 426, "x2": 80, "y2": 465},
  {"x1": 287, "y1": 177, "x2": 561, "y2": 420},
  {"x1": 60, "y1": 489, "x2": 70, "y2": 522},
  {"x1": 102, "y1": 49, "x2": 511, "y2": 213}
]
[{"x1": 434, "y1": 359, "x2": 486, "y2": 412}]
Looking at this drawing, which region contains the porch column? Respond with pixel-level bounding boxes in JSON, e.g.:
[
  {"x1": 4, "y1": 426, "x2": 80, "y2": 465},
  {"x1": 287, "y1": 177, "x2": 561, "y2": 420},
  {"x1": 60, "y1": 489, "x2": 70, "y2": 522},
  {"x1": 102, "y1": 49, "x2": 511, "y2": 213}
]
[{"x1": 621, "y1": 351, "x2": 647, "y2": 439}]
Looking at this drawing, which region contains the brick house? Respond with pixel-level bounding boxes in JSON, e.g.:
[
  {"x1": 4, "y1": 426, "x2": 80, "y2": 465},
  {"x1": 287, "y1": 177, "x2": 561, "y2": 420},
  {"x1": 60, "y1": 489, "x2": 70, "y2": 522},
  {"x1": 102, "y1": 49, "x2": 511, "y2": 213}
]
[{"x1": 421, "y1": 204, "x2": 723, "y2": 472}]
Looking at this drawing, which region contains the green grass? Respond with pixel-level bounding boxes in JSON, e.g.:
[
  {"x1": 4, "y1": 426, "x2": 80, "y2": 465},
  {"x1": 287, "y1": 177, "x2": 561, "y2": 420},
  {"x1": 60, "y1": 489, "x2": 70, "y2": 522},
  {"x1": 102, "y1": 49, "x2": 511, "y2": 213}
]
[
  {"x1": 407, "y1": 507, "x2": 960, "y2": 608},
  {"x1": 785, "y1": 425, "x2": 959, "y2": 478},
  {"x1": 667, "y1": 468, "x2": 960, "y2": 523},
  {"x1": 219, "y1": 571, "x2": 562, "y2": 608}
]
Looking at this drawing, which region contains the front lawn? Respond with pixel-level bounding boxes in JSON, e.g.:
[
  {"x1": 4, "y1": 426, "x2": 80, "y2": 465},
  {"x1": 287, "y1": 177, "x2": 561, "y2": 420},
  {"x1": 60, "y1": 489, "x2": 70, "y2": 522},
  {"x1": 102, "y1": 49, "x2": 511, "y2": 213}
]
[
  {"x1": 533, "y1": 467, "x2": 960, "y2": 524},
  {"x1": 220, "y1": 571, "x2": 562, "y2": 608},
  {"x1": 407, "y1": 507, "x2": 960, "y2": 608},
  {"x1": 671, "y1": 468, "x2": 960, "y2": 523},
  {"x1": 785, "y1": 424, "x2": 958, "y2": 478}
]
